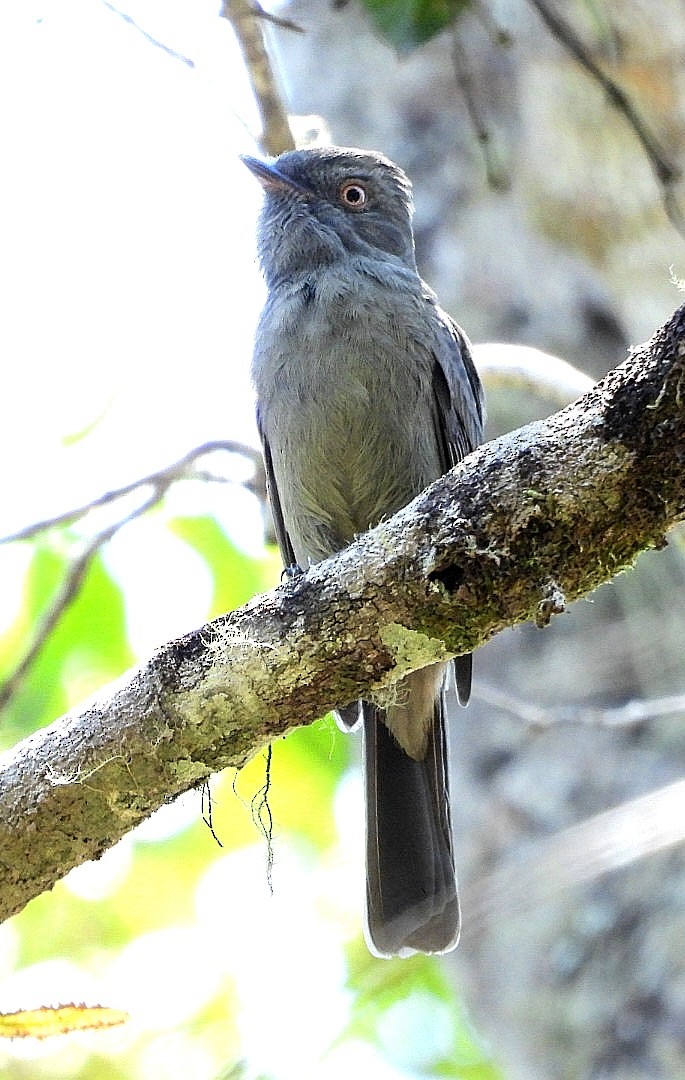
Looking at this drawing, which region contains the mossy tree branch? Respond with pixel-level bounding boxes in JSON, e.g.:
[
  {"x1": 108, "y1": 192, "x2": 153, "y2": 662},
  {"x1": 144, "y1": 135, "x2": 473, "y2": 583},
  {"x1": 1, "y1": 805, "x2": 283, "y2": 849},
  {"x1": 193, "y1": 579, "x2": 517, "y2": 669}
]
[{"x1": 1, "y1": 303, "x2": 684, "y2": 924}]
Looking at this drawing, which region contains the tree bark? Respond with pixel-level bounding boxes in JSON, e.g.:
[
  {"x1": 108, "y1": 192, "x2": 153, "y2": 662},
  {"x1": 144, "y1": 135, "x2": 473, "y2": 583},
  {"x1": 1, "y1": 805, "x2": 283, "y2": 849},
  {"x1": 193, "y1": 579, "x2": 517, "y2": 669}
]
[{"x1": 1, "y1": 303, "x2": 684, "y2": 924}]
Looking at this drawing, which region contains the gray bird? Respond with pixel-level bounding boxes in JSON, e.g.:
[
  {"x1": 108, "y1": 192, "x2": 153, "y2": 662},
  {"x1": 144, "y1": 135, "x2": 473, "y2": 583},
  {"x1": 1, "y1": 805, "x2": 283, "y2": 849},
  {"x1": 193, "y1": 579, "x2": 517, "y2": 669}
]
[{"x1": 242, "y1": 146, "x2": 484, "y2": 957}]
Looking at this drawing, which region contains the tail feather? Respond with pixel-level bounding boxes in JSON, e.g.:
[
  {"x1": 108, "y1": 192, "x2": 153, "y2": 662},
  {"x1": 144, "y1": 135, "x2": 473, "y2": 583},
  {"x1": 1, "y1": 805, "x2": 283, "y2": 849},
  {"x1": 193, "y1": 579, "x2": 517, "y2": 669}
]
[
  {"x1": 363, "y1": 695, "x2": 460, "y2": 957},
  {"x1": 454, "y1": 654, "x2": 472, "y2": 707}
]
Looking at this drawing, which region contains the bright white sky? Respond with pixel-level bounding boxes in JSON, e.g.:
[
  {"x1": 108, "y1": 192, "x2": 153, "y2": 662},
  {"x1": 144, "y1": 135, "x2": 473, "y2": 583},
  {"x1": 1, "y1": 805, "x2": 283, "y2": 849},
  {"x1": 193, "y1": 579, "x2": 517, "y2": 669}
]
[
  {"x1": 0, "y1": 0, "x2": 278, "y2": 656},
  {"x1": 0, "y1": 0, "x2": 266, "y2": 531}
]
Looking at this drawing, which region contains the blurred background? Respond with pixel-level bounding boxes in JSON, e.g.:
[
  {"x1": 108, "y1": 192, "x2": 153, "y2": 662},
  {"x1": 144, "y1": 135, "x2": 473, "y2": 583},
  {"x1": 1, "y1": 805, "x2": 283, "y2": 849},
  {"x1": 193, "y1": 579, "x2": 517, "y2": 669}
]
[{"x1": 1, "y1": 1, "x2": 685, "y2": 1077}]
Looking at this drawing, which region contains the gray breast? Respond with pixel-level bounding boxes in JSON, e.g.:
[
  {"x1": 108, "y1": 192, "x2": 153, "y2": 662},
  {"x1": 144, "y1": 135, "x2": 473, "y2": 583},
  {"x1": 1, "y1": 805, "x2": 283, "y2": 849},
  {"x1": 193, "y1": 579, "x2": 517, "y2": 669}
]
[{"x1": 254, "y1": 268, "x2": 442, "y2": 565}]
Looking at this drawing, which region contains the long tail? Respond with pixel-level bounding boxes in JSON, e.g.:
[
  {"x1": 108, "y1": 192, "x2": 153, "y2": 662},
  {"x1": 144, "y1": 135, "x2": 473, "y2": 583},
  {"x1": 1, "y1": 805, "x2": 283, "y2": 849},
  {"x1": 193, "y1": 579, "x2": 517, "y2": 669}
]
[{"x1": 363, "y1": 686, "x2": 460, "y2": 958}]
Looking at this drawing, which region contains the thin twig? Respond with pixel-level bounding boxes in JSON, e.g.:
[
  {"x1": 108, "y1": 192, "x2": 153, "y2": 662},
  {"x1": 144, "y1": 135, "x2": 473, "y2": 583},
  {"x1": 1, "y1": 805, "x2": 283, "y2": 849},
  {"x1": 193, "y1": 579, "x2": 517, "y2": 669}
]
[
  {"x1": 97, "y1": 0, "x2": 195, "y2": 68},
  {"x1": 0, "y1": 488, "x2": 159, "y2": 713},
  {"x1": 221, "y1": 0, "x2": 295, "y2": 156},
  {"x1": 0, "y1": 440, "x2": 263, "y2": 546},
  {"x1": 452, "y1": 32, "x2": 511, "y2": 191},
  {"x1": 472, "y1": 0, "x2": 513, "y2": 47},
  {"x1": 0, "y1": 441, "x2": 265, "y2": 714},
  {"x1": 525, "y1": 0, "x2": 684, "y2": 235},
  {"x1": 475, "y1": 681, "x2": 685, "y2": 728},
  {"x1": 251, "y1": 2, "x2": 304, "y2": 35}
]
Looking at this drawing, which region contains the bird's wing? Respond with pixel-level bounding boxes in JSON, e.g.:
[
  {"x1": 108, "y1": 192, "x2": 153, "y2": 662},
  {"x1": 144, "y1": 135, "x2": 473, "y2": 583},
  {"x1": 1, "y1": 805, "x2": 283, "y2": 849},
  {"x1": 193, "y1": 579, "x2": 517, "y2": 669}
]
[
  {"x1": 256, "y1": 405, "x2": 298, "y2": 570},
  {"x1": 431, "y1": 308, "x2": 485, "y2": 469},
  {"x1": 430, "y1": 308, "x2": 485, "y2": 705}
]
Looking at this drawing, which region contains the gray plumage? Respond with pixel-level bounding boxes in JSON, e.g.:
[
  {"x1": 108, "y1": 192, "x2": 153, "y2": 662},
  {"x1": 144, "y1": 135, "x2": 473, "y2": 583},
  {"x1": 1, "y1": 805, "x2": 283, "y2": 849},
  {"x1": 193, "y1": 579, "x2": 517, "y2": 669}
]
[{"x1": 242, "y1": 146, "x2": 484, "y2": 957}]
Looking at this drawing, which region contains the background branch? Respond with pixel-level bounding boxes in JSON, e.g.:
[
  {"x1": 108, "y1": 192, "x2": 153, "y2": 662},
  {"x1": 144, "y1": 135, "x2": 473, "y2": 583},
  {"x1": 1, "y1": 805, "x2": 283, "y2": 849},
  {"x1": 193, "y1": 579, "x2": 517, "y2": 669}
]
[
  {"x1": 452, "y1": 30, "x2": 509, "y2": 191},
  {"x1": 473, "y1": 342, "x2": 595, "y2": 405},
  {"x1": 1, "y1": 302, "x2": 684, "y2": 924},
  {"x1": 0, "y1": 440, "x2": 263, "y2": 546},
  {"x1": 475, "y1": 682, "x2": 685, "y2": 729},
  {"x1": 221, "y1": 0, "x2": 295, "y2": 155},
  {"x1": 97, "y1": 0, "x2": 195, "y2": 67},
  {"x1": 466, "y1": 776, "x2": 685, "y2": 930},
  {"x1": 525, "y1": 0, "x2": 684, "y2": 233}
]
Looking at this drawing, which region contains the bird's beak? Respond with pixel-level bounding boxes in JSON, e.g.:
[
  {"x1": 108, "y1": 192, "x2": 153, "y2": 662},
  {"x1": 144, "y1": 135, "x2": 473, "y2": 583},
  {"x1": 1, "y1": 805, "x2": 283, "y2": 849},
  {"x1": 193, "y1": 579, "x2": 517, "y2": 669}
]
[{"x1": 240, "y1": 154, "x2": 310, "y2": 197}]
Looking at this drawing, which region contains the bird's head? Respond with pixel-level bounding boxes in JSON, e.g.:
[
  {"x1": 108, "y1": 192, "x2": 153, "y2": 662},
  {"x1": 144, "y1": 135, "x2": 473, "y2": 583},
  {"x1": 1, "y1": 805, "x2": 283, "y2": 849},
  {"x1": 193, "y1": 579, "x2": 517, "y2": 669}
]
[{"x1": 241, "y1": 146, "x2": 417, "y2": 285}]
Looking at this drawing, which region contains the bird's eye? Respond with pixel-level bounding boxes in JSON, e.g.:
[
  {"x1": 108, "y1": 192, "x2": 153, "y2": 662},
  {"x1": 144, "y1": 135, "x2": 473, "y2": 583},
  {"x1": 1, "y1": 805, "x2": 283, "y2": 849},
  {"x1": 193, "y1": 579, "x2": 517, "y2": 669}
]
[{"x1": 339, "y1": 181, "x2": 368, "y2": 209}]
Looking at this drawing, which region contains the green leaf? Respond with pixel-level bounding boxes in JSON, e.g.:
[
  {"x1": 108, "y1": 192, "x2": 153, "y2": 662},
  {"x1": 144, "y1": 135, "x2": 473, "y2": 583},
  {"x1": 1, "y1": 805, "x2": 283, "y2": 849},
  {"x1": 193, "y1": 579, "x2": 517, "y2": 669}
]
[
  {"x1": 0, "y1": 543, "x2": 135, "y2": 744},
  {"x1": 360, "y1": 0, "x2": 472, "y2": 51},
  {"x1": 61, "y1": 395, "x2": 114, "y2": 447},
  {"x1": 167, "y1": 515, "x2": 278, "y2": 617},
  {"x1": 344, "y1": 945, "x2": 503, "y2": 1078}
]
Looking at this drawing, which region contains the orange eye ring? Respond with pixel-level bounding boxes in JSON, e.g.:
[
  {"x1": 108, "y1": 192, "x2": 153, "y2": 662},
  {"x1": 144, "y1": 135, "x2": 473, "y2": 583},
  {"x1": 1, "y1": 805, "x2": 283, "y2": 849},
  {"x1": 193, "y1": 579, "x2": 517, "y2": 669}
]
[{"x1": 339, "y1": 181, "x2": 368, "y2": 209}]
